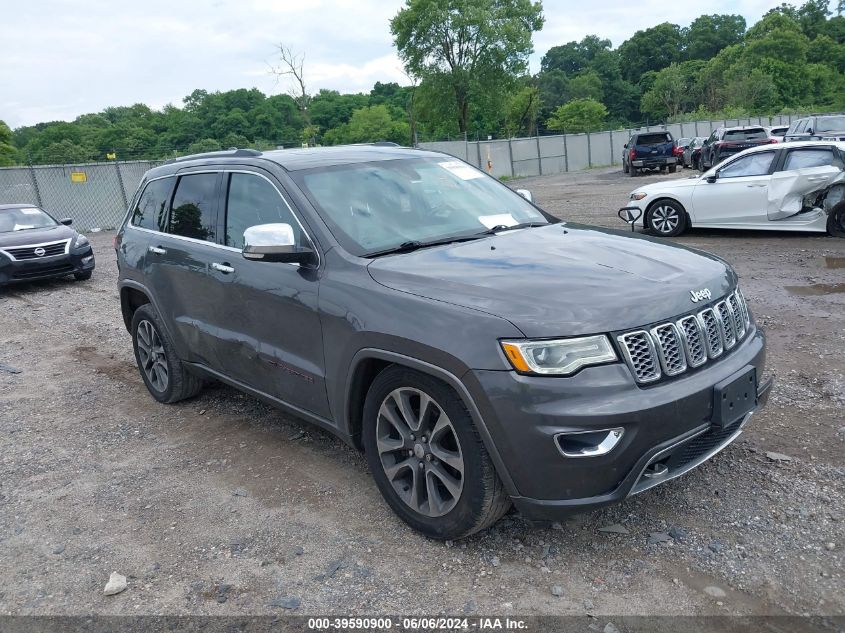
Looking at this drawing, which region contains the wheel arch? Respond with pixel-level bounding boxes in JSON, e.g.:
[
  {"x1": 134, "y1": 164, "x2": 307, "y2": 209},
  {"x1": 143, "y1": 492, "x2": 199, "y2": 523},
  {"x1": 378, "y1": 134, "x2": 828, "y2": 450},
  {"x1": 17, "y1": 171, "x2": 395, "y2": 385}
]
[
  {"x1": 343, "y1": 348, "x2": 519, "y2": 496},
  {"x1": 645, "y1": 196, "x2": 692, "y2": 229},
  {"x1": 120, "y1": 283, "x2": 152, "y2": 332}
]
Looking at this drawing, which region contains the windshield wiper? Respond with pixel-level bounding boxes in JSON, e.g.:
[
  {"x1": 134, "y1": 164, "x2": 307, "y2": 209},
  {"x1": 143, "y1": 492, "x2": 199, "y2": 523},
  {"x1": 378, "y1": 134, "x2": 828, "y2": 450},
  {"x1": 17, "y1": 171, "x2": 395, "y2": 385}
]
[
  {"x1": 476, "y1": 221, "x2": 548, "y2": 235},
  {"x1": 366, "y1": 235, "x2": 483, "y2": 258}
]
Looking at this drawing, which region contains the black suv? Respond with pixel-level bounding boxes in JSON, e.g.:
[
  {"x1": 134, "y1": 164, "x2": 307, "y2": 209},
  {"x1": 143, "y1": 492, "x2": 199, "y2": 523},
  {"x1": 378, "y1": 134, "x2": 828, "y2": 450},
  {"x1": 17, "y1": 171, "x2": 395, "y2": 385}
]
[
  {"x1": 622, "y1": 131, "x2": 677, "y2": 176},
  {"x1": 699, "y1": 126, "x2": 775, "y2": 171},
  {"x1": 783, "y1": 115, "x2": 845, "y2": 142},
  {"x1": 115, "y1": 146, "x2": 771, "y2": 539}
]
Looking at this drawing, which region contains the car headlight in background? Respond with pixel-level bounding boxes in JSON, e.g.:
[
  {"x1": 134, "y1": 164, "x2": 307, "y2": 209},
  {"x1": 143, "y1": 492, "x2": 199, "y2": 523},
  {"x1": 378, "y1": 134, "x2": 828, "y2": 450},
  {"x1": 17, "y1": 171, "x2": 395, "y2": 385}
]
[
  {"x1": 74, "y1": 234, "x2": 89, "y2": 248},
  {"x1": 500, "y1": 335, "x2": 617, "y2": 376},
  {"x1": 630, "y1": 192, "x2": 647, "y2": 200}
]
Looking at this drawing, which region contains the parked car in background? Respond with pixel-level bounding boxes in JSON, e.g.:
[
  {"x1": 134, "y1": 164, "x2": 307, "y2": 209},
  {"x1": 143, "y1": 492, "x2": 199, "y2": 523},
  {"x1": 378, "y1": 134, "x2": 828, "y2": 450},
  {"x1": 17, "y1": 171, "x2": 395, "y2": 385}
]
[
  {"x1": 767, "y1": 126, "x2": 789, "y2": 142},
  {"x1": 620, "y1": 141, "x2": 845, "y2": 237},
  {"x1": 699, "y1": 126, "x2": 777, "y2": 171},
  {"x1": 116, "y1": 145, "x2": 771, "y2": 539},
  {"x1": 673, "y1": 138, "x2": 692, "y2": 163},
  {"x1": 0, "y1": 204, "x2": 95, "y2": 285},
  {"x1": 682, "y1": 137, "x2": 707, "y2": 169},
  {"x1": 783, "y1": 115, "x2": 845, "y2": 142},
  {"x1": 623, "y1": 131, "x2": 677, "y2": 176}
]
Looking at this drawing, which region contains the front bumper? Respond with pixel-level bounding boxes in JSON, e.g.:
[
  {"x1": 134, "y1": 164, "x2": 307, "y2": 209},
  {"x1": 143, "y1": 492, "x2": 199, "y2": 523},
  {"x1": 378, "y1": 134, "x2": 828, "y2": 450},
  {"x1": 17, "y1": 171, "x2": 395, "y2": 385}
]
[
  {"x1": 466, "y1": 327, "x2": 770, "y2": 520},
  {"x1": 0, "y1": 248, "x2": 95, "y2": 285}
]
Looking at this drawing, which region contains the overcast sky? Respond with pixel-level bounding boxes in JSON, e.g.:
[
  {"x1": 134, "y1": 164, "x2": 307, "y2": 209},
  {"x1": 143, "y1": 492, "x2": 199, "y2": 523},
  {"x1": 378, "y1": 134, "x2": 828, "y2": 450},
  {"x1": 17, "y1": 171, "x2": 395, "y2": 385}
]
[{"x1": 1, "y1": 0, "x2": 820, "y2": 128}]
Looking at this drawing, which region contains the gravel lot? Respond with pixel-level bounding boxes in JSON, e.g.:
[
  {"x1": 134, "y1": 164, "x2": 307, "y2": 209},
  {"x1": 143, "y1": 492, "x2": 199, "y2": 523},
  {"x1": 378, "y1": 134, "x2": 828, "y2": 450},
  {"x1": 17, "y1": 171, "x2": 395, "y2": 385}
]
[{"x1": 1, "y1": 166, "x2": 843, "y2": 621}]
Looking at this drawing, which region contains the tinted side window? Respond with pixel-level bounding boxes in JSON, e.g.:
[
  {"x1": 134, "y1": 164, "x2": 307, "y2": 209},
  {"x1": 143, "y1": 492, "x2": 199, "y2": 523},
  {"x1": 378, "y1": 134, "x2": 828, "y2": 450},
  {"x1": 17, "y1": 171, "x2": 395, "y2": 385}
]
[
  {"x1": 131, "y1": 178, "x2": 173, "y2": 232},
  {"x1": 794, "y1": 119, "x2": 808, "y2": 134},
  {"x1": 783, "y1": 148, "x2": 838, "y2": 171},
  {"x1": 169, "y1": 173, "x2": 219, "y2": 242},
  {"x1": 718, "y1": 151, "x2": 775, "y2": 178},
  {"x1": 224, "y1": 173, "x2": 301, "y2": 249}
]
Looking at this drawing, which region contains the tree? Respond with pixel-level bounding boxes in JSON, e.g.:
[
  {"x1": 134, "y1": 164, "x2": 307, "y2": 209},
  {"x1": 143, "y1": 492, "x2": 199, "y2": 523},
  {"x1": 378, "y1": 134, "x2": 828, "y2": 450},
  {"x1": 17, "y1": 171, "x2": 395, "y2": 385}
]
[
  {"x1": 640, "y1": 63, "x2": 687, "y2": 119},
  {"x1": 546, "y1": 98, "x2": 607, "y2": 132},
  {"x1": 618, "y1": 23, "x2": 682, "y2": 82},
  {"x1": 503, "y1": 85, "x2": 539, "y2": 137},
  {"x1": 325, "y1": 105, "x2": 410, "y2": 145},
  {"x1": 682, "y1": 14, "x2": 746, "y2": 60},
  {"x1": 391, "y1": 0, "x2": 544, "y2": 134},
  {"x1": 0, "y1": 120, "x2": 18, "y2": 166},
  {"x1": 271, "y1": 43, "x2": 313, "y2": 140}
]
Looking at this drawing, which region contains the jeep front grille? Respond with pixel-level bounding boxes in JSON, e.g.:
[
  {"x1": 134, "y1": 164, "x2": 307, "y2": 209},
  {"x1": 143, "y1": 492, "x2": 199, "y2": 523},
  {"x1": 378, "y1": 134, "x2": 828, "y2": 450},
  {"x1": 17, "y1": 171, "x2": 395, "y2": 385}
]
[{"x1": 617, "y1": 289, "x2": 751, "y2": 385}]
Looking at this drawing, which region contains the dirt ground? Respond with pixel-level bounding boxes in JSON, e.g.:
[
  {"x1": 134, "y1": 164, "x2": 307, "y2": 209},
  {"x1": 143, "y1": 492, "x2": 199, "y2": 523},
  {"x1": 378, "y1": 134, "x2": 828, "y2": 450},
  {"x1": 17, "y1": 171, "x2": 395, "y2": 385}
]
[{"x1": 1, "y1": 166, "x2": 843, "y2": 622}]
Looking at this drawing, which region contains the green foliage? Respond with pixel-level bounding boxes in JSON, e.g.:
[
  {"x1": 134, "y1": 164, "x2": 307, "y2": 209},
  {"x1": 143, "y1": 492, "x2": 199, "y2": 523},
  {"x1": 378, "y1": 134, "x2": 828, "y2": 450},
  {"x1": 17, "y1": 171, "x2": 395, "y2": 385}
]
[
  {"x1": 0, "y1": 121, "x2": 18, "y2": 166},
  {"x1": 683, "y1": 14, "x2": 746, "y2": 60},
  {"x1": 325, "y1": 105, "x2": 411, "y2": 145},
  {"x1": 503, "y1": 85, "x2": 540, "y2": 137},
  {"x1": 618, "y1": 23, "x2": 683, "y2": 82},
  {"x1": 546, "y1": 98, "x2": 607, "y2": 132},
  {"x1": 391, "y1": 0, "x2": 544, "y2": 133}
]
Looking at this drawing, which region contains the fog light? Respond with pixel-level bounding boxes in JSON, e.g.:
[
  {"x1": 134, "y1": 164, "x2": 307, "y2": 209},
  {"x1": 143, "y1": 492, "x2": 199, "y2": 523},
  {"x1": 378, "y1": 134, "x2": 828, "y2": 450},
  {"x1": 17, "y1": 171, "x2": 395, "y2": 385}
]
[{"x1": 555, "y1": 428, "x2": 624, "y2": 458}]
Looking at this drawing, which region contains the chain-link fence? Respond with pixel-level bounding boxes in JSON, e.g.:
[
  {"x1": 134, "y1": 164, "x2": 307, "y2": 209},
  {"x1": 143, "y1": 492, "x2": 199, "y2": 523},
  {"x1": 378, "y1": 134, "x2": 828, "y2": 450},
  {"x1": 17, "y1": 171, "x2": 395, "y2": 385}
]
[
  {"x1": 0, "y1": 160, "x2": 162, "y2": 231},
  {"x1": 418, "y1": 113, "x2": 827, "y2": 179}
]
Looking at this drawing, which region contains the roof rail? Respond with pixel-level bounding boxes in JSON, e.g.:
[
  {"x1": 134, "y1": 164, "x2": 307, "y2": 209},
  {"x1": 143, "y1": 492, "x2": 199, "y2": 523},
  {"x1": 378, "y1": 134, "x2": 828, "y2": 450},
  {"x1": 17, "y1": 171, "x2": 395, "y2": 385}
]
[{"x1": 165, "y1": 148, "x2": 262, "y2": 164}]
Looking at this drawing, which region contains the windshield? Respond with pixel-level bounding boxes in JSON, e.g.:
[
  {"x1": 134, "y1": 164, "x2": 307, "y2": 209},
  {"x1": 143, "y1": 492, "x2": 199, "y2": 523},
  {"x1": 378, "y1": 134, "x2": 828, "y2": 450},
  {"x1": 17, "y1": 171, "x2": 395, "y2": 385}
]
[
  {"x1": 817, "y1": 116, "x2": 845, "y2": 133},
  {"x1": 292, "y1": 157, "x2": 550, "y2": 256},
  {"x1": 0, "y1": 207, "x2": 57, "y2": 233},
  {"x1": 724, "y1": 128, "x2": 767, "y2": 141}
]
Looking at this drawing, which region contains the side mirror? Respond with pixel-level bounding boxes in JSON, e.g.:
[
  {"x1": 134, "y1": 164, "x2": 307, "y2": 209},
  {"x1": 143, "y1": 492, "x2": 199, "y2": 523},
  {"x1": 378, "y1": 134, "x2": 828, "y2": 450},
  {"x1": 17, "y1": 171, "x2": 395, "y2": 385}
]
[
  {"x1": 618, "y1": 207, "x2": 642, "y2": 231},
  {"x1": 60, "y1": 218, "x2": 73, "y2": 226},
  {"x1": 706, "y1": 174, "x2": 719, "y2": 183},
  {"x1": 242, "y1": 223, "x2": 314, "y2": 265},
  {"x1": 516, "y1": 189, "x2": 533, "y2": 203},
  {"x1": 623, "y1": 143, "x2": 628, "y2": 149}
]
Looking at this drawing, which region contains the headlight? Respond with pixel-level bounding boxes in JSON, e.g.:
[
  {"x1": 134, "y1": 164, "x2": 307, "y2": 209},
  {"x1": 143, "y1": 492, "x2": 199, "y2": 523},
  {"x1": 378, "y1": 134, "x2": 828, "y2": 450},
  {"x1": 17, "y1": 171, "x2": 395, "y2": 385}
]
[
  {"x1": 74, "y1": 234, "x2": 89, "y2": 248},
  {"x1": 630, "y1": 192, "x2": 647, "y2": 200},
  {"x1": 500, "y1": 335, "x2": 617, "y2": 376}
]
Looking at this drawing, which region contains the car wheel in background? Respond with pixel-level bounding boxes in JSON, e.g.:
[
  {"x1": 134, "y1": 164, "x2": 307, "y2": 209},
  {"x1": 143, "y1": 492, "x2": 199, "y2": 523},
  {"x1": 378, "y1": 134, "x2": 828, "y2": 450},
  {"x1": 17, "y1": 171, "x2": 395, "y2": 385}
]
[
  {"x1": 623, "y1": 161, "x2": 629, "y2": 173},
  {"x1": 629, "y1": 166, "x2": 638, "y2": 177},
  {"x1": 73, "y1": 271, "x2": 92, "y2": 281},
  {"x1": 362, "y1": 366, "x2": 511, "y2": 539},
  {"x1": 646, "y1": 199, "x2": 687, "y2": 237},
  {"x1": 827, "y1": 201, "x2": 845, "y2": 237},
  {"x1": 669, "y1": 164, "x2": 677, "y2": 174},
  {"x1": 131, "y1": 304, "x2": 204, "y2": 404}
]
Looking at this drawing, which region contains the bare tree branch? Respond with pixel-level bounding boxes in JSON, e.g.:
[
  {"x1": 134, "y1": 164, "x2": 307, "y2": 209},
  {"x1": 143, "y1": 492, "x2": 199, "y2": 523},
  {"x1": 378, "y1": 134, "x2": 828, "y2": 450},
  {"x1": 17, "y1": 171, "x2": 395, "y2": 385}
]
[{"x1": 270, "y1": 43, "x2": 311, "y2": 127}]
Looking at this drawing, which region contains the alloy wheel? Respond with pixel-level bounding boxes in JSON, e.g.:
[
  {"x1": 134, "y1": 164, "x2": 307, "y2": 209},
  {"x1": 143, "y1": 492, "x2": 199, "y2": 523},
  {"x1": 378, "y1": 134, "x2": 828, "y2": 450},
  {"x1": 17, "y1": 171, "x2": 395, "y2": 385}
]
[
  {"x1": 651, "y1": 205, "x2": 680, "y2": 234},
  {"x1": 375, "y1": 387, "x2": 464, "y2": 517},
  {"x1": 136, "y1": 319, "x2": 169, "y2": 392}
]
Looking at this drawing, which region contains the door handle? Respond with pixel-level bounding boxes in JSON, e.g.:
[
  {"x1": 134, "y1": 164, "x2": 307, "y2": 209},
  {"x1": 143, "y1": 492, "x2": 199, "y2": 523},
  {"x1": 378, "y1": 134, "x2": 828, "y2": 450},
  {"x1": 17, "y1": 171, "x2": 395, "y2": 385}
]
[
  {"x1": 745, "y1": 184, "x2": 767, "y2": 188},
  {"x1": 806, "y1": 176, "x2": 827, "y2": 182},
  {"x1": 148, "y1": 246, "x2": 166, "y2": 255},
  {"x1": 211, "y1": 262, "x2": 234, "y2": 274}
]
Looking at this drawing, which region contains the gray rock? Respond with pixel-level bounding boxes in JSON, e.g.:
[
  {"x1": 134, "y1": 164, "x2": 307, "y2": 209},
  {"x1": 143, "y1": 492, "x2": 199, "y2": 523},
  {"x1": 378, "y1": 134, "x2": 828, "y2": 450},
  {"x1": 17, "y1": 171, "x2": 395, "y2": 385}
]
[
  {"x1": 604, "y1": 623, "x2": 621, "y2": 633},
  {"x1": 704, "y1": 585, "x2": 726, "y2": 598},
  {"x1": 668, "y1": 526, "x2": 687, "y2": 541},
  {"x1": 648, "y1": 532, "x2": 671, "y2": 545},
  {"x1": 491, "y1": 556, "x2": 500, "y2": 567},
  {"x1": 52, "y1": 544, "x2": 66, "y2": 554},
  {"x1": 103, "y1": 572, "x2": 127, "y2": 596},
  {"x1": 551, "y1": 585, "x2": 564, "y2": 597},
  {"x1": 765, "y1": 451, "x2": 792, "y2": 462},
  {"x1": 708, "y1": 539, "x2": 724, "y2": 554},
  {"x1": 293, "y1": 546, "x2": 304, "y2": 556},
  {"x1": 270, "y1": 596, "x2": 301, "y2": 609},
  {"x1": 598, "y1": 524, "x2": 629, "y2": 535},
  {"x1": 232, "y1": 488, "x2": 248, "y2": 497}
]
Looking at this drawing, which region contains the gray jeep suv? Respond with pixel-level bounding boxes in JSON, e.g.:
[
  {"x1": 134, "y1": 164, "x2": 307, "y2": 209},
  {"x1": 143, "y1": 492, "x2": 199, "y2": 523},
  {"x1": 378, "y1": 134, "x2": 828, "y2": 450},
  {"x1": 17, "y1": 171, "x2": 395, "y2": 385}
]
[{"x1": 115, "y1": 145, "x2": 771, "y2": 539}]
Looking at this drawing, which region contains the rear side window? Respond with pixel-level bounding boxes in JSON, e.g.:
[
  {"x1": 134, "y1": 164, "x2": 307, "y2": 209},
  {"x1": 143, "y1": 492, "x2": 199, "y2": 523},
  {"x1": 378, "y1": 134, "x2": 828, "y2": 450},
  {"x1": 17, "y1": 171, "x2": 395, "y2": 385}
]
[
  {"x1": 224, "y1": 173, "x2": 301, "y2": 249},
  {"x1": 131, "y1": 178, "x2": 173, "y2": 232},
  {"x1": 817, "y1": 116, "x2": 845, "y2": 133},
  {"x1": 724, "y1": 128, "x2": 767, "y2": 141},
  {"x1": 718, "y1": 151, "x2": 775, "y2": 178},
  {"x1": 783, "y1": 148, "x2": 840, "y2": 171},
  {"x1": 169, "y1": 173, "x2": 219, "y2": 242},
  {"x1": 637, "y1": 133, "x2": 672, "y2": 145}
]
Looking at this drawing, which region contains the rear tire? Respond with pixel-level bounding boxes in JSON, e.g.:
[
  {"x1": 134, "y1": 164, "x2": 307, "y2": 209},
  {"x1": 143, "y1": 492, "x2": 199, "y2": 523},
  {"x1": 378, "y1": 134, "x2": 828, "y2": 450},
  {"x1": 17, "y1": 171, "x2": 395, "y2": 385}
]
[
  {"x1": 362, "y1": 366, "x2": 511, "y2": 540},
  {"x1": 629, "y1": 166, "x2": 638, "y2": 177},
  {"x1": 669, "y1": 164, "x2": 677, "y2": 174},
  {"x1": 646, "y1": 199, "x2": 688, "y2": 237},
  {"x1": 623, "y1": 161, "x2": 629, "y2": 174},
  {"x1": 131, "y1": 304, "x2": 203, "y2": 404},
  {"x1": 827, "y1": 201, "x2": 845, "y2": 237}
]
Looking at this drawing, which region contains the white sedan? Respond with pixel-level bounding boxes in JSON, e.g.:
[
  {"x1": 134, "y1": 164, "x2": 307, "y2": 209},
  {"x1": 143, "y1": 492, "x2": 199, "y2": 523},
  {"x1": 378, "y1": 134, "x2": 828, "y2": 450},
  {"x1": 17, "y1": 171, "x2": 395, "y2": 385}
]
[{"x1": 619, "y1": 141, "x2": 845, "y2": 237}]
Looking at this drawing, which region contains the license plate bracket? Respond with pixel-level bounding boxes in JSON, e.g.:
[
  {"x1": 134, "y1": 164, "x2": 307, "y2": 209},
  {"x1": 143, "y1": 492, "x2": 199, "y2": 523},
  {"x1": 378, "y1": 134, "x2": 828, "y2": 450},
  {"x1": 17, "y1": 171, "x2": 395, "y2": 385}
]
[{"x1": 713, "y1": 366, "x2": 757, "y2": 428}]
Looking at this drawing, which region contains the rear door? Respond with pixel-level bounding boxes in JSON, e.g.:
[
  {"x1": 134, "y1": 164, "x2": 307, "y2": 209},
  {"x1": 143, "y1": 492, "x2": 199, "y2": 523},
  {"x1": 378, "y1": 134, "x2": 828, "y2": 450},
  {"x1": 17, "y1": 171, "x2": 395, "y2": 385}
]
[
  {"x1": 691, "y1": 150, "x2": 777, "y2": 225},
  {"x1": 143, "y1": 170, "x2": 225, "y2": 368},
  {"x1": 767, "y1": 146, "x2": 844, "y2": 220},
  {"x1": 205, "y1": 169, "x2": 330, "y2": 418}
]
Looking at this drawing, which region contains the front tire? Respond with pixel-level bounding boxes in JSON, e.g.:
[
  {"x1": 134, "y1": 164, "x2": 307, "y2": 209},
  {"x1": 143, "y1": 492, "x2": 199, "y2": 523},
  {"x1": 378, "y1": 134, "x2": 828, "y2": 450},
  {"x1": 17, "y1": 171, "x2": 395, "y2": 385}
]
[
  {"x1": 828, "y1": 201, "x2": 845, "y2": 237},
  {"x1": 131, "y1": 304, "x2": 203, "y2": 403},
  {"x1": 74, "y1": 271, "x2": 92, "y2": 281},
  {"x1": 646, "y1": 199, "x2": 688, "y2": 237},
  {"x1": 362, "y1": 366, "x2": 511, "y2": 539}
]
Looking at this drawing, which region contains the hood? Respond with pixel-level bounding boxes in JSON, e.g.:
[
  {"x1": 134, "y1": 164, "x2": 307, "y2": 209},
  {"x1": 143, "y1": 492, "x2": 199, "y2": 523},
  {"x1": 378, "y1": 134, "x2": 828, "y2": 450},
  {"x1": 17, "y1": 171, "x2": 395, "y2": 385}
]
[
  {"x1": 367, "y1": 224, "x2": 735, "y2": 338},
  {"x1": 631, "y1": 176, "x2": 701, "y2": 197},
  {"x1": 0, "y1": 224, "x2": 76, "y2": 248}
]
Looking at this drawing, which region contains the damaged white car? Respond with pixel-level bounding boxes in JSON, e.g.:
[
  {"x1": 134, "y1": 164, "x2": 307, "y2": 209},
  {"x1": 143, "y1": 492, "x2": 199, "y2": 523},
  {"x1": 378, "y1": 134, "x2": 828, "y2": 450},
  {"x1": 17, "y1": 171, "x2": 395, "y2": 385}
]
[{"x1": 618, "y1": 141, "x2": 845, "y2": 238}]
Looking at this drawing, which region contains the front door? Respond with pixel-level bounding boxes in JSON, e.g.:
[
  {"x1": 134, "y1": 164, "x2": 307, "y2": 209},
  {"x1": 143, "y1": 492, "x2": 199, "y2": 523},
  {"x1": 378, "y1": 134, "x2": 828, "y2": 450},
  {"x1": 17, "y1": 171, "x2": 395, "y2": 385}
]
[
  {"x1": 691, "y1": 150, "x2": 777, "y2": 225},
  {"x1": 206, "y1": 170, "x2": 330, "y2": 418}
]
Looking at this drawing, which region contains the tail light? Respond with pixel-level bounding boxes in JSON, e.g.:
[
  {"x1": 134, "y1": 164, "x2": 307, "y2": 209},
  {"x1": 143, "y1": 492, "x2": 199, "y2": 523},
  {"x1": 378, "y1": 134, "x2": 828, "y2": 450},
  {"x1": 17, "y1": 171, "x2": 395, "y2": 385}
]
[
  {"x1": 768, "y1": 138, "x2": 779, "y2": 143},
  {"x1": 629, "y1": 148, "x2": 636, "y2": 161},
  {"x1": 113, "y1": 233, "x2": 121, "y2": 251}
]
